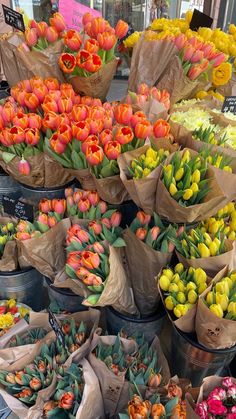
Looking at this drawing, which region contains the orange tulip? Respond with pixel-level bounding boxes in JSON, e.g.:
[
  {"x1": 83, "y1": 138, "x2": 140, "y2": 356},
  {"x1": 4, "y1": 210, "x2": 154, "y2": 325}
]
[
  {"x1": 80, "y1": 96, "x2": 93, "y2": 106},
  {"x1": 137, "y1": 211, "x2": 151, "y2": 225},
  {"x1": 64, "y1": 29, "x2": 82, "y2": 51},
  {"x1": 89, "y1": 106, "x2": 105, "y2": 120},
  {"x1": 13, "y1": 112, "x2": 29, "y2": 129},
  {"x1": 81, "y1": 250, "x2": 100, "y2": 270},
  {"x1": 87, "y1": 191, "x2": 99, "y2": 206},
  {"x1": 93, "y1": 98, "x2": 102, "y2": 107},
  {"x1": 171, "y1": 401, "x2": 187, "y2": 419},
  {"x1": 115, "y1": 20, "x2": 129, "y2": 39},
  {"x1": 88, "y1": 220, "x2": 102, "y2": 235},
  {"x1": 188, "y1": 59, "x2": 209, "y2": 80},
  {"x1": 25, "y1": 28, "x2": 38, "y2": 47},
  {"x1": 137, "y1": 83, "x2": 149, "y2": 96},
  {"x1": 76, "y1": 50, "x2": 92, "y2": 69},
  {"x1": 8, "y1": 126, "x2": 25, "y2": 144},
  {"x1": 2, "y1": 102, "x2": 16, "y2": 124},
  {"x1": 51, "y1": 199, "x2": 66, "y2": 214},
  {"x1": 18, "y1": 158, "x2": 30, "y2": 175},
  {"x1": 134, "y1": 120, "x2": 152, "y2": 139},
  {"x1": 103, "y1": 115, "x2": 113, "y2": 130},
  {"x1": 78, "y1": 197, "x2": 91, "y2": 212},
  {"x1": 183, "y1": 43, "x2": 195, "y2": 61},
  {"x1": 128, "y1": 396, "x2": 151, "y2": 419},
  {"x1": 42, "y1": 111, "x2": 60, "y2": 131},
  {"x1": 89, "y1": 17, "x2": 106, "y2": 37},
  {"x1": 115, "y1": 126, "x2": 134, "y2": 145},
  {"x1": 57, "y1": 97, "x2": 73, "y2": 113},
  {"x1": 101, "y1": 217, "x2": 111, "y2": 229},
  {"x1": 148, "y1": 372, "x2": 162, "y2": 387},
  {"x1": 86, "y1": 144, "x2": 104, "y2": 166},
  {"x1": 59, "y1": 53, "x2": 76, "y2": 73},
  {"x1": 153, "y1": 119, "x2": 170, "y2": 138},
  {"x1": 10, "y1": 86, "x2": 20, "y2": 101},
  {"x1": 28, "y1": 113, "x2": 42, "y2": 129},
  {"x1": 16, "y1": 231, "x2": 31, "y2": 240},
  {"x1": 114, "y1": 103, "x2": 133, "y2": 125},
  {"x1": 71, "y1": 104, "x2": 88, "y2": 121},
  {"x1": 44, "y1": 77, "x2": 60, "y2": 91},
  {"x1": 83, "y1": 54, "x2": 102, "y2": 73},
  {"x1": 81, "y1": 134, "x2": 99, "y2": 154},
  {"x1": 45, "y1": 26, "x2": 58, "y2": 43},
  {"x1": 60, "y1": 83, "x2": 75, "y2": 100},
  {"x1": 30, "y1": 76, "x2": 44, "y2": 89},
  {"x1": 97, "y1": 32, "x2": 116, "y2": 50},
  {"x1": 136, "y1": 227, "x2": 147, "y2": 240},
  {"x1": 57, "y1": 124, "x2": 72, "y2": 144},
  {"x1": 111, "y1": 211, "x2": 121, "y2": 227},
  {"x1": 83, "y1": 273, "x2": 103, "y2": 286},
  {"x1": 84, "y1": 38, "x2": 99, "y2": 54},
  {"x1": 50, "y1": 12, "x2": 66, "y2": 33},
  {"x1": 72, "y1": 121, "x2": 90, "y2": 141},
  {"x1": 151, "y1": 403, "x2": 166, "y2": 418},
  {"x1": 36, "y1": 21, "x2": 48, "y2": 37},
  {"x1": 50, "y1": 134, "x2": 67, "y2": 154},
  {"x1": 82, "y1": 12, "x2": 93, "y2": 27},
  {"x1": 87, "y1": 118, "x2": 104, "y2": 135},
  {"x1": 42, "y1": 97, "x2": 59, "y2": 114},
  {"x1": 104, "y1": 140, "x2": 121, "y2": 160},
  {"x1": 58, "y1": 392, "x2": 75, "y2": 410},
  {"x1": 39, "y1": 198, "x2": 52, "y2": 213},
  {"x1": 24, "y1": 92, "x2": 40, "y2": 110},
  {"x1": 33, "y1": 84, "x2": 48, "y2": 103},
  {"x1": 99, "y1": 129, "x2": 113, "y2": 146},
  {"x1": 25, "y1": 128, "x2": 40, "y2": 146}
]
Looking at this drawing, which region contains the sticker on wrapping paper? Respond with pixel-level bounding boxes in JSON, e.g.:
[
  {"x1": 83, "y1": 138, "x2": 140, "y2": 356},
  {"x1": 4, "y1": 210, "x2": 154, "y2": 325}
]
[
  {"x1": 2, "y1": 5, "x2": 25, "y2": 32},
  {"x1": 222, "y1": 96, "x2": 236, "y2": 114},
  {"x1": 0, "y1": 394, "x2": 12, "y2": 419},
  {"x1": 104, "y1": 384, "x2": 122, "y2": 402},
  {"x1": 48, "y1": 308, "x2": 66, "y2": 347},
  {"x1": 2, "y1": 196, "x2": 34, "y2": 221}
]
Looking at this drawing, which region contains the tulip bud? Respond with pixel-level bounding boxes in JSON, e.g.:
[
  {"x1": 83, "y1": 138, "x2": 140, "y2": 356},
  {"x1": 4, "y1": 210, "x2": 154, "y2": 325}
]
[
  {"x1": 215, "y1": 292, "x2": 229, "y2": 311},
  {"x1": 48, "y1": 216, "x2": 57, "y2": 228},
  {"x1": 209, "y1": 303, "x2": 224, "y2": 318},
  {"x1": 87, "y1": 191, "x2": 99, "y2": 206},
  {"x1": 136, "y1": 227, "x2": 147, "y2": 240},
  {"x1": 101, "y1": 217, "x2": 111, "y2": 229},
  {"x1": 29, "y1": 377, "x2": 42, "y2": 391},
  {"x1": 78, "y1": 197, "x2": 90, "y2": 213},
  {"x1": 110, "y1": 211, "x2": 121, "y2": 227},
  {"x1": 18, "y1": 158, "x2": 30, "y2": 175},
  {"x1": 148, "y1": 372, "x2": 162, "y2": 388},
  {"x1": 98, "y1": 200, "x2": 107, "y2": 214},
  {"x1": 45, "y1": 26, "x2": 58, "y2": 43},
  {"x1": 89, "y1": 221, "x2": 102, "y2": 235},
  {"x1": 136, "y1": 211, "x2": 151, "y2": 225}
]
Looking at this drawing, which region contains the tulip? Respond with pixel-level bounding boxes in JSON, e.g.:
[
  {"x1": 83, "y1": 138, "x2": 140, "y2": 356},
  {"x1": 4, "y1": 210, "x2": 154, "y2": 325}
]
[
  {"x1": 42, "y1": 96, "x2": 59, "y2": 113},
  {"x1": 64, "y1": 29, "x2": 82, "y2": 51},
  {"x1": 81, "y1": 134, "x2": 100, "y2": 154},
  {"x1": 188, "y1": 59, "x2": 209, "y2": 80},
  {"x1": 29, "y1": 19, "x2": 38, "y2": 29},
  {"x1": 130, "y1": 111, "x2": 146, "y2": 128},
  {"x1": 150, "y1": 226, "x2": 160, "y2": 241},
  {"x1": 128, "y1": 396, "x2": 151, "y2": 419},
  {"x1": 59, "y1": 53, "x2": 76, "y2": 73},
  {"x1": 58, "y1": 392, "x2": 75, "y2": 410},
  {"x1": 25, "y1": 127, "x2": 40, "y2": 146},
  {"x1": 98, "y1": 200, "x2": 107, "y2": 214},
  {"x1": 52, "y1": 199, "x2": 66, "y2": 214},
  {"x1": 77, "y1": 229, "x2": 90, "y2": 243},
  {"x1": 115, "y1": 126, "x2": 134, "y2": 145},
  {"x1": 20, "y1": 79, "x2": 32, "y2": 92},
  {"x1": 183, "y1": 43, "x2": 195, "y2": 61},
  {"x1": 97, "y1": 31, "x2": 117, "y2": 51},
  {"x1": 88, "y1": 222, "x2": 102, "y2": 236},
  {"x1": 76, "y1": 265, "x2": 91, "y2": 279},
  {"x1": 86, "y1": 144, "x2": 104, "y2": 166},
  {"x1": 200, "y1": 42, "x2": 215, "y2": 58},
  {"x1": 137, "y1": 211, "x2": 151, "y2": 225},
  {"x1": 15, "y1": 91, "x2": 26, "y2": 107},
  {"x1": 2, "y1": 102, "x2": 16, "y2": 124},
  {"x1": 35, "y1": 21, "x2": 48, "y2": 38},
  {"x1": 73, "y1": 190, "x2": 83, "y2": 203},
  {"x1": 29, "y1": 377, "x2": 42, "y2": 391},
  {"x1": 174, "y1": 33, "x2": 187, "y2": 50},
  {"x1": 211, "y1": 51, "x2": 227, "y2": 67},
  {"x1": 80, "y1": 96, "x2": 93, "y2": 106},
  {"x1": 71, "y1": 121, "x2": 89, "y2": 142},
  {"x1": 24, "y1": 92, "x2": 40, "y2": 110},
  {"x1": 111, "y1": 211, "x2": 121, "y2": 227},
  {"x1": 28, "y1": 113, "x2": 42, "y2": 129},
  {"x1": 8, "y1": 126, "x2": 25, "y2": 144},
  {"x1": 92, "y1": 242, "x2": 104, "y2": 253},
  {"x1": 114, "y1": 104, "x2": 133, "y2": 125},
  {"x1": 71, "y1": 104, "x2": 88, "y2": 121},
  {"x1": 137, "y1": 83, "x2": 149, "y2": 96},
  {"x1": 148, "y1": 372, "x2": 162, "y2": 388},
  {"x1": 76, "y1": 49, "x2": 92, "y2": 68},
  {"x1": 136, "y1": 227, "x2": 148, "y2": 241},
  {"x1": 104, "y1": 140, "x2": 121, "y2": 160},
  {"x1": 188, "y1": 37, "x2": 203, "y2": 50},
  {"x1": 67, "y1": 252, "x2": 82, "y2": 270},
  {"x1": 84, "y1": 38, "x2": 99, "y2": 54},
  {"x1": 103, "y1": 217, "x2": 112, "y2": 229},
  {"x1": 60, "y1": 82, "x2": 75, "y2": 98},
  {"x1": 78, "y1": 197, "x2": 91, "y2": 213},
  {"x1": 6, "y1": 373, "x2": 16, "y2": 384},
  {"x1": 88, "y1": 118, "x2": 104, "y2": 135},
  {"x1": 166, "y1": 381, "x2": 183, "y2": 399},
  {"x1": 25, "y1": 28, "x2": 38, "y2": 47},
  {"x1": 16, "y1": 388, "x2": 33, "y2": 398},
  {"x1": 152, "y1": 403, "x2": 166, "y2": 417},
  {"x1": 84, "y1": 54, "x2": 102, "y2": 73},
  {"x1": 38, "y1": 213, "x2": 49, "y2": 225},
  {"x1": 32, "y1": 84, "x2": 48, "y2": 103},
  {"x1": 45, "y1": 26, "x2": 58, "y2": 43},
  {"x1": 103, "y1": 115, "x2": 113, "y2": 131},
  {"x1": 135, "y1": 120, "x2": 152, "y2": 139},
  {"x1": 82, "y1": 12, "x2": 93, "y2": 26},
  {"x1": 57, "y1": 124, "x2": 72, "y2": 144},
  {"x1": 16, "y1": 231, "x2": 31, "y2": 240},
  {"x1": 83, "y1": 273, "x2": 103, "y2": 286},
  {"x1": 153, "y1": 119, "x2": 170, "y2": 138},
  {"x1": 81, "y1": 250, "x2": 100, "y2": 270},
  {"x1": 89, "y1": 17, "x2": 106, "y2": 37},
  {"x1": 39, "y1": 198, "x2": 52, "y2": 213},
  {"x1": 100, "y1": 129, "x2": 113, "y2": 146},
  {"x1": 87, "y1": 191, "x2": 99, "y2": 206},
  {"x1": 190, "y1": 49, "x2": 204, "y2": 63},
  {"x1": 13, "y1": 112, "x2": 29, "y2": 129},
  {"x1": 43, "y1": 401, "x2": 58, "y2": 417},
  {"x1": 58, "y1": 97, "x2": 73, "y2": 113},
  {"x1": 50, "y1": 12, "x2": 66, "y2": 32},
  {"x1": 42, "y1": 111, "x2": 60, "y2": 131},
  {"x1": 115, "y1": 19, "x2": 128, "y2": 39},
  {"x1": 89, "y1": 106, "x2": 105, "y2": 120},
  {"x1": 44, "y1": 78, "x2": 59, "y2": 92},
  {"x1": 50, "y1": 133, "x2": 67, "y2": 154}
]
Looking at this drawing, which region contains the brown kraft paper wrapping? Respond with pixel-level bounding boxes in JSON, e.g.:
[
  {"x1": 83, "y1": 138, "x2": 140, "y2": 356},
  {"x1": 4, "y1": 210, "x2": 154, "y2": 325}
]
[
  {"x1": 123, "y1": 98, "x2": 168, "y2": 123},
  {"x1": 186, "y1": 376, "x2": 236, "y2": 419},
  {"x1": 0, "y1": 216, "x2": 18, "y2": 272},
  {"x1": 124, "y1": 229, "x2": 172, "y2": 316},
  {"x1": 0, "y1": 33, "x2": 23, "y2": 87},
  {"x1": 176, "y1": 240, "x2": 236, "y2": 277},
  {"x1": 17, "y1": 218, "x2": 71, "y2": 279},
  {"x1": 67, "y1": 168, "x2": 95, "y2": 190},
  {"x1": 68, "y1": 58, "x2": 118, "y2": 101},
  {"x1": 92, "y1": 174, "x2": 130, "y2": 205},
  {"x1": 128, "y1": 35, "x2": 178, "y2": 92},
  {"x1": 196, "y1": 266, "x2": 236, "y2": 349},
  {"x1": 155, "y1": 149, "x2": 226, "y2": 223},
  {"x1": 54, "y1": 246, "x2": 138, "y2": 316},
  {"x1": 157, "y1": 56, "x2": 199, "y2": 106},
  {"x1": 43, "y1": 153, "x2": 74, "y2": 187}
]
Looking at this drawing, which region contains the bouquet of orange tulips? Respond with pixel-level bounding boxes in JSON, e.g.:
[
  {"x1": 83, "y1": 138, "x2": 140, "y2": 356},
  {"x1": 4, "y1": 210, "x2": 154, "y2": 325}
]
[{"x1": 59, "y1": 13, "x2": 129, "y2": 99}]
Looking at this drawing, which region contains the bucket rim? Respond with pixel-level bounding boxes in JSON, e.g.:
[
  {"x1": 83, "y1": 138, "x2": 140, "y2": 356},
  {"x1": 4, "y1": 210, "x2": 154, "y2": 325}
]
[
  {"x1": 0, "y1": 266, "x2": 34, "y2": 276},
  {"x1": 106, "y1": 304, "x2": 166, "y2": 322},
  {"x1": 19, "y1": 179, "x2": 75, "y2": 192},
  {"x1": 44, "y1": 276, "x2": 79, "y2": 297},
  {"x1": 173, "y1": 325, "x2": 236, "y2": 354}
]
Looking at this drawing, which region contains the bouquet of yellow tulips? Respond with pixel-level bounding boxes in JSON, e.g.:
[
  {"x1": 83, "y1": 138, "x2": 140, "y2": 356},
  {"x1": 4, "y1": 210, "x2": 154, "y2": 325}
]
[
  {"x1": 201, "y1": 202, "x2": 236, "y2": 240},
  {"x1": 196, "y1": 267, "x2": 236, "y2": 349}
]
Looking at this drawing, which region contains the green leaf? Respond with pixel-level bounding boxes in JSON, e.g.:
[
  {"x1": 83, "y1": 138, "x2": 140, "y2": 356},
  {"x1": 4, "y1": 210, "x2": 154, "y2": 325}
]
[
  {"x1": 165, "y1": 396, "x2": 179, "y2": 416},
  {"x1": 71, "y1": 150, "x2": 85, "y2": 169},
  {"x1": 112, "y1": 237, "x2": 126, "y2": 247},
  {"x1": 66, "y1": 264, "x2": 77, "y2": 278}
]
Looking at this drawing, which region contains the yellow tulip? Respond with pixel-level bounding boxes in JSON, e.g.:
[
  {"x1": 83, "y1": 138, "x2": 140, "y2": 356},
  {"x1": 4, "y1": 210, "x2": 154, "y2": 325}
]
[
  {"x1": 159, "y1": 275, "x2": 170, "y2": 291},
  {"x1": 176, "y1": 292, "x2": 186, "y2": 304},
  {"x1": 209, "y1": 303, "x2": 224, "y2": 318},
  {"x1": 175, "y1": 168, "x2": 184, "y2": 181},
  {"x1": 198, "y1": 283, "x2": 207, "y2": 294},
  {"x1": 198, "y1": 243, "x2": 210, "y2": 258},
  {"x1": 209, "y1": 241, "x2": 219, "y2": 256},
  {"x1": 228, "y1": 301, "x2": 236, "y2": 314},
  {"x1": 188, "y1": 290, "x2": 198, "y2": 304},
  {"x1": 172, "y1": 273, "x2": 180, "y2": 283},
  {"x1": 191, "y1": 169, "x2": 201, "y2": 184},
  {"x1": 165, "y1": 296, "x2": 175, "y2": 311},
  {"x1": 183, "y1": 189, "x2": 193, "y2": 200},
  {"x1": 194, "y1": 267, "x2": 207, "y2": 283},
  {"x1": 215, "y1": 292, "x2": 229, "y2": 311},
  {"x1": 162, "y1": 268, "x2": 174, "y2": 280},
  {"x1": 169, "y1": 183, "x2": 178, "y2": 196},
  {"x1": 206, "y1": 291, "x2": 215, "y2": 306},
  {"x1": 168, "y1": 283, "x2": 179, "y2": 293},
  {"x1": 186, "y1": 281, "x2": 197, "y2": 292},
  {"x1": 174, "y1": 263, "x2": 184, "y2": 274},
  {"x1": 230, "y1": 219, "x2": 236, "y2": 232}
]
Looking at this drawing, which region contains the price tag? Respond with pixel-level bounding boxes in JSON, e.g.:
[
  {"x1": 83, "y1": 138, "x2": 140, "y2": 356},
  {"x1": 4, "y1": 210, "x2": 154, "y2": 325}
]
[
  {"x1": 222, "y1": 96, "x2": 236, "y2": 114},
  {"x1": 2, "y1": 196, "x2": 34, "y2": 221},
  {"x1": 2, "y1": 4, "x2": 25, "y2": 32},
  {"x1": 48, "y1": 308, "x2": 65, "y2": 347},
  {"x1": 190, "y1": 8, "x2": 213, "y2": 31}
]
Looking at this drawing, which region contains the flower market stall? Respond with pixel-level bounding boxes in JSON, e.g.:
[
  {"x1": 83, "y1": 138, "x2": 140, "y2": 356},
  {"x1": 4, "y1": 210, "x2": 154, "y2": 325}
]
[{"x1": 0, "y1": 7, "x2": 234, "y2": 419}]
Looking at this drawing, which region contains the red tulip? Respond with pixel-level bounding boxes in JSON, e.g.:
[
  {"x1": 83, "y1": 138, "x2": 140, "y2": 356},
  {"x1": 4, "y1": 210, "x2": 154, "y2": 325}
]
[
  {"x1": 88, "y1": 220, "x2": 102, "y2": 235},
  {"x1": 18, "y1": 158, "x2": 30, "y2": 175},
  {"x1": 84, "y1": 38, "x2": 99, "y2": 54},
  {"x1": 99, "y1": 129, "x2": 113, "y2": 146},
  {"x1": 42, "y1": 111, "x2": 60, "y2": 131},
  {"x1": 87, "y1": 118, "x2": 104, "y2": 135},
  {"x1": 81, "y1": 134, "x2": 99, "y2": 154},
  {"x1": 104, "y1": 140, "x2": 121, "y2": 160},
  {"x1": 97, "y1": 32, "x2": 116, "y2": 50},
  {"x1": 78, "y1": 197, "x2": 91, "y2": 212},
  {"x1": 59, "y1": 53, "x2": 76, "y2": 74},
  {"x1": 115, "y1": 126, "x2": 134, "y2": 145},
  {"x1": 115, "y1": 20, "x2": 129, "y2": 39},
  {"x1": 28, "y1": 113, "x2": 42, "y2": 129},
  {"x1": 81, "y1": 250, "x2": 100, "y2": 270},
  {"x1": 114, "y1": 104, "x2": 133, "y2": 125},
  {"x1": 25, "y1": 128, "x2": 40, "y2": 146},
  {"x1": 135, "y1": 120, "x2": 152, "y2": 139},
  {"x1": 8, "y1": 126, "x2": 25, "y2": 144},
  {"x1": 24, "y1": 93, "x2": 40, "y2": 110},
  {"x1": 50, "y1": 12, "x2": 66, "y2": 33},
  {"x1": 83, "y1": 54, "x2": 102, "y2": 73},
  {"x1": 71, "y1": 104, "x2": 88, "y2": 121},
  {"x1": 50, "y1": 133, "x2": 67, "y2": 154},
  {"x1": 39, "y1": 198, "x2": 52, "y2": 213},
  {"x1": 57, "y1": 124, "x2": 72, "y2": 144},
  {"x1": 86, "y1": 144, "x2": 104, "y2": 166},
  {"x1": 153, "y1": 119, "x2": 170, "y2": 138},
  {"x1": 72, "y1": 121, "x2": 90, "y2": 141},
  {"x1": 13, "y1": 112, "x2": 29, "y2": 129},
  {"x1": 51, "y1": 199, "x2": 66, "y2": 214},
  {"x1": 111, "y1": 211, "x2": 121, "y2": 227},
  {"x1": 136, "y1": 211, "x2": 151, "y2": 225},
  {"x1": 28, "y1": 19, "x2": 38, "y2": 29},
  {"x1": 76, "y1": 50, "x2": 92, "y2": 69},
  {"x1": 64, "y1": 29, "x2": 82, "y2": 51},
  {"x1": 136, "y1": 227, "x2": 147, "y2": 240},
  {"x1": 25, "y1": 28, "x2": 38, "y2": 47}
]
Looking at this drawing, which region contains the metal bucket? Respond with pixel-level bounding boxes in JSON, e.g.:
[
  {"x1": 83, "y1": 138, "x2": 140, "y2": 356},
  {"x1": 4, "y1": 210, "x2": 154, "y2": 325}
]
[
  {"x1": 171, "y1": 326, "x2": 236, "y2": 387},
  {"x1": 0, "y1": 267, "x2": 44, "y2": 311},
  {"x1": 44, "y1": 276, "x2": 87, "y2": 313},
  {"x1": 0, "y1": 170, "x2": 21, "y2": 205},
  {"x1": 105, "y1": 305, "x2": 166, "y2": 342},
  {"x1": 19, "y1": 180, "x2": 75, "y2": 204},
  {"x1": 115, "y1": 200, "x2": 139, "y2": 228}
]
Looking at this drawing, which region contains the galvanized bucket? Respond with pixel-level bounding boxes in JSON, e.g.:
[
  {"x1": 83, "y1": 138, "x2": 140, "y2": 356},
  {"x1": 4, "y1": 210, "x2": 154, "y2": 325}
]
[
  {"x1": 19, "y1": 180, "x2": 76, "y2": 204},
  {"x1": 0, "y1": 170, "x2": 21, "y2": 205},
  {"x1": 171, "y1": 326, "x2": 236, "y2": 387},
  {"x1": 44, "y1": 277, "x2": 87, "y2": 313},
  {"x1": 0, "y1": 267, "x2": 44, "y2": 311},
  {"x1": 105, "y1": 305, "x2": 166, "y2": 342}
]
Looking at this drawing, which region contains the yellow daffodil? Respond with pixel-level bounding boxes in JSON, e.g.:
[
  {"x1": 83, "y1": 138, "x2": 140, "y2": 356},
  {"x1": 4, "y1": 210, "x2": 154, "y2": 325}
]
[{"x1": 0, "y1": 312, "x2": 14, "y2": 330}]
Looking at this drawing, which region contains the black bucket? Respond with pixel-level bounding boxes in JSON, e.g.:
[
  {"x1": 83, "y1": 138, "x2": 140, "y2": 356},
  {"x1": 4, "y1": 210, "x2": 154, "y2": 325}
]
[
  {"x1": 171, "y1": 326, "x2": 236, "y2": 387},
  {"x1": 115, "y1": 200, "x2": 139, "y2": 228},
  {"x1": 44, "y1": 276, "x2": 87, "y2": 313},
  {"x1": 19, "y1": 180, "x2": 75, "y2": 204},
  {"x1": 105, "y1": 305, "x2": 166, "y2": 342}
]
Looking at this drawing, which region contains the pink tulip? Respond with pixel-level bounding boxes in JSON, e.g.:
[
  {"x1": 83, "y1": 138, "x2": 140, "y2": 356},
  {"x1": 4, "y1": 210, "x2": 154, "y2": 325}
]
[
  {"x1": 110, "y1": 211, "x2": 121, "y2": 227},
  {"x1": 190, "y1": 50, "x2": 204, "y2": 63},
  {"x1": 101, "y1": 218, "x2": 111, "y2": 229},
  {"x1": 98, "y1": 201, "x2": 107, "y2": 214},
  {"x1": 52, "y1": 199, "x2": 66, "y2": 214},
  {"x1": 45, "y1": 26, "x2": 59, "y2": 43},
  {"x1": 183, "y1": 44, "x2": 195, "y2": 61},
  {"x1": 78, "y1": 197, "x2": 90, "y2": 212},
  {"x1": 91, "y1": 242, "x2": 104, "y2": 253},
  {"x1": 210, "y1": 52, "x2": 227, "y2": 67},
  {"x1": 99, "y1": 129, "x2": 113, "y2": 146},
  {"x1": 18, "y1": 158, "x2": 31, "y2": 175},
  {"x1": 36, "y1": 21, "x2": 48, "y2": 37},
  {"x1": 150, "y1": 226, "x2": 160, "y2": 241},
  {"x1": 136, "y1": 94, "x2": 147, "y2": 105},
  {"x1": 137, "y1": 83, "x2": 150, "y2": 95},
  {"x1": 65, "y1": 187, "x2": 73, "y2": 198},
  {"x1": 76, "y1": 229, "x2": 89, "y2": 243},
  {"x1": 200, "y1": 42, "x2": 215, "y2": 59},
  {"x1": 88, "y1": 221, "x2": 102, "y2": 235},
  {"x1": 87, "y1": 191, "x2": 99, "y2": 206},
  {"x1": 174, "y1": 33, "x2": 187, "y2": 50},
  {"x1": 188, "y1": 37, "x2": 203, "y2": 50},
  {"x1": 25, "y1": 28, "x2": 38, "y2": 47}
]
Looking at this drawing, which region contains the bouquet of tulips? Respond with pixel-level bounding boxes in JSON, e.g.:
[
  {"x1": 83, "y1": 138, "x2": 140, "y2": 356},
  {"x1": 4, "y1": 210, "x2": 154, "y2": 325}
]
[
  {"x1": 59, "y1": 14, "x2": 129, "y2": 99},
  {"x1": 7, "y1": 328, "x2": 47, "y2": 348},
  {"x1": 158, "y1": 263, "x2": 209, "y2": 332},
  {"x1": 65, "y1": 188, "x2": 110, "y2": 220},
  {"x1": 196, "y1": 267, "x2": 236, "y2": 349},
  {"x1": 0, "y1": 299, "x2": 30, "y2": 338},
  {"x1": 0, "y1": 218, "x2": 19, "y2": 272},
  {"x1": 201, "y1": 202, "x2": 236, "y2": 240}
]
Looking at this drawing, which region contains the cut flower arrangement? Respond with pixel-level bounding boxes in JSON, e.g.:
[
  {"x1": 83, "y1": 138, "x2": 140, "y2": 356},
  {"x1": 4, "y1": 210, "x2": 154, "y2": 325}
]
[{"x1": 0, "y1": 299, "x2": 29, "y2": 337}]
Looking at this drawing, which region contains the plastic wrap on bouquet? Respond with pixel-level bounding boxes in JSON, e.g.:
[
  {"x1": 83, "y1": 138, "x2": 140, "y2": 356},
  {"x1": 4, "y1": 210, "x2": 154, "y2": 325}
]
[{"x1": 67, "y1": 58, "x2": 118, "y2": 101}]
